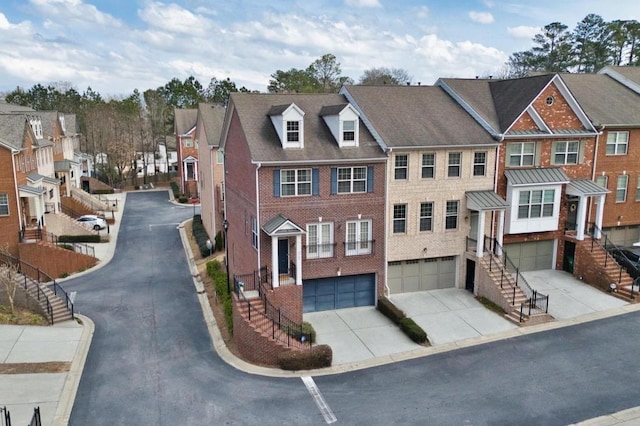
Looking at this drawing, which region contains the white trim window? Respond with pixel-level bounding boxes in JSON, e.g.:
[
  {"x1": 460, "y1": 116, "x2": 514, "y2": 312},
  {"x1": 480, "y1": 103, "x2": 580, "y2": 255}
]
[
  {"x1": 251, "y1": 216, "x2": 258, "y2": 249},
  {"x1": 419, "y1": 202, "x2": 433, "y2": 232},
  {"x1": 553, "y1": 141, "x2": 579, "y2": 165},
  {"x1": 445, "y1": 201, "x2": 459, "y2": 230},
  {"x1": 307, "y1": 223, "x2": 334, "y2": 259},
  {"x1": 216, "y1": 151, "x2": 224, "y2": 164},
  {"x1": 342, "y1": 120, "x2": 356, "y2": 142},
  {"x1": 286, "y1": 121, "x2": 300, "y2": 142},
  {"x1": 508, "y1": 142, "x2": 536, "y2": 167},
  {"x1": 338, "y1": 167, "x2": 366, "y2": 193},
  {"x1": 394, "y1": 154, "x2": 408, "y2": 180},
  {"x1": 421, "y1": 153, "x2": 435, "y2": 179},
  {"x1": 606, "y1": 131, "x2": 628, "y2": 155},
  {"x1": 0, "y1": 193, "x2": 8, "y2": 216},
  {"x1": 596, "y1": 176, "x2": 608, "y2": 203},
  {"x1": 518, "y1": 189, "x2": 555, "y2": 219},
  {"x1": 616, "y1": 175, "x2": 628, "y2": 203},
  {"x1": 393, "y1": 204, "x2": 407, "y2": 233},
  {"x1": 346, "y1": 219, "x2": 372, "y2": 256},
  {"x1": 183, "y1": 137, "x2": 193, "y2": 148},
  {"x1": 448, "y1": 152, "x2": 461, "y2": 177},
  {"x1": 473, "y1": 152, "x2": 486, "y2": 176},
  {"x1": 281, "y1": 169, "x2": 311, "y2": 196}
]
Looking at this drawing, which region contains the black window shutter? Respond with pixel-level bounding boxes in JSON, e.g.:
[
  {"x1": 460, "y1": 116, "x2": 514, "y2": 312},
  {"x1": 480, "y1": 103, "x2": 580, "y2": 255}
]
[{"x1": 273, "y1": 169, "x2": 280, "y2": 197}]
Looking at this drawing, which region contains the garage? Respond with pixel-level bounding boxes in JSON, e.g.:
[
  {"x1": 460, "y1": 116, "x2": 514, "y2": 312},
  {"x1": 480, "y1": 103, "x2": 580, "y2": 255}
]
[
  {"x1": 504, "y1": 240, "x2": 555, "y2": 272},
  {"x1": 303, "y1": 274, "x2": 375, "y2": 313},
  {"x1": 388, "y1": 256, "x2": 456, "y2": 294}
]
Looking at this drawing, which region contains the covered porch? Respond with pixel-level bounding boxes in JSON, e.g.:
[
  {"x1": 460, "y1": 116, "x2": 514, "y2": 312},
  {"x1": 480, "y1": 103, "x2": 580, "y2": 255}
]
[
  {"x1": 262, "y1": 214, "x2": 304, "y2": 287},
  {"x1": 565, "y1": 179, "x2": 609, "y2": 240},
  {"x1": 465, "y1": 190, "x2": 509, "y2": 257}
]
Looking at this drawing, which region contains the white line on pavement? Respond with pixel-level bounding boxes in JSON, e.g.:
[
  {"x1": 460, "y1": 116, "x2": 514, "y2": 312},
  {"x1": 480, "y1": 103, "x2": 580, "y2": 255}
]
[{"x1": 301, "y1": 376, "x2": 337, "y2": 424}]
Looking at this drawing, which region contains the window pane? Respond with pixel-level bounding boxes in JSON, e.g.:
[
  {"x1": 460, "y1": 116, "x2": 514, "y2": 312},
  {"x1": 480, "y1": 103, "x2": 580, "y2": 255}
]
[
  {"x1": 542, "y1": 204, "x2": 553, "y2": 217},
  {"x1": 518, "y1": 205, "x2": 529, "y2": 219},
  {"x1": 353, "y1": 167, "x2": 366, "y2": 180},
  {"x1": 519, "y1": 191, "x2": 530, "y2": 204},
  {"x1": 523, "y1": 143, "x2": 535, "y2": 154},
  {"x1": 543, "y1": 190, "x2": 555, "y2": 202},
  {"x1": 531, "y1": 190, "x2": 543, "y2": 203},
  {"x1": 530, "y1": 205, "x2": 542, "y2": 218}
]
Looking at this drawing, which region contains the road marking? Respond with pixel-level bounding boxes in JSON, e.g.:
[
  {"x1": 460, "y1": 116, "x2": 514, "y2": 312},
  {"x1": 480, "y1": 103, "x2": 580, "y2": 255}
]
[
  {"x1": 148, "y1": 223, "x2": 181, "y2": 230},
  {"x1": 301, "y1": 376, "x2": 337, "y2": 424}
]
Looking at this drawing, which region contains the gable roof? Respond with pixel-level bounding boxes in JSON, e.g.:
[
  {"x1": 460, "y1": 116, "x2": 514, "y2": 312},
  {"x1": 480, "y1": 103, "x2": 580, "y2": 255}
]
[
  {"x1": 561, "y1": 73, "x2": 640, "y2": 127},
  {"x1": 37, "y1": 111, "x2": 62, "y2": 139},
  {"x1": 599, "y1": 66, "x2": 640, "y2": 94},
  {"x1": 197, "y1": 103, "x2": 226, "y2": 147},
  {"x1": 342, "y1": 85, "x2": 498, "y2": 149},
  {"x1": 438, "y1": 74, "x2": 595, "y2": 136},
  {"x1": 0, "y1": 114, "x2": 30, "y2": 150},
  {"x1": 0, "y1": 102, "x2": 34, "y2": 113},
  {"x1": 226, "y1": 92, "x2": 386, "y2": 164},
  {"x1": 174, "y1": 108, "x2": 198, "y2": 135}
]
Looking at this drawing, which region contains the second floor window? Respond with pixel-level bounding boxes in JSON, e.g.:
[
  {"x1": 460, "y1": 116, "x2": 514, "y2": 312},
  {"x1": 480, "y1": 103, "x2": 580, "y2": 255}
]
[
  {"x1": 508, "y1": 142, "x2": 535, "y2": 167},
  {"x1": 616, "y1": 175, "x2": 628, "y2": 202},
  {"x1": 251, "y1": 217, "x2": 258, "y2": 249},
  {"x1": 421, "y1": 153, "x2": 435, "y2": 179},
  {"x1": 286, "y1": 121, "x2": 300, "y2": 142},
  {"x1": 0, "y1": 193, "x2": 9, "y2": 216},
  {"x1": 473, "y1": 152, "x2": 486, "y2": 176},
  {"x1": 338, "y1": 167, "x2": 367, "y2": 193},
  {"x1": 394, "y1": 155, "x2": 408, "y2": 180},
  {"x1": 518, "y1": 189, "x2": 554, "y2": 219},
  {"x1": 419, "y1": 202, "x2": 433, "y2": 231},
  {"x1": 393, "y1": 204, "x2": 406, "y2": 233},
  {"x1": 553, "y1": 141, "x2": 579, "y2": 165},
  {"x1": 307, "y1": 223, "x2": 334, "y2": 259},
  {"x1": 445, "y1": 201, "x2": 458, "y2": 230},
  {"x1": 606, "y1": 131, "x2": 628, "y2": 155},
  {"x1": 448, "y1": 152, "x2": 461, "y2": 177},
  {"x1": 184, "y1": 137, "x2": 193, "y2": 147},
  {"x1": 281, "y1": 169, "x2": 311, "y2": 196},
  {"x1": 346, "y1": 220, "x2": 372, "y2": 256}
]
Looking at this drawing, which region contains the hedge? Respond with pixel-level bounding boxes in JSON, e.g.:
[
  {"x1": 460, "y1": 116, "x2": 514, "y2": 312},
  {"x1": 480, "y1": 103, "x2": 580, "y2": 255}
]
[
  {"x1": 192, "y1": 215, "x2": 212, "y2": 258},
  {"x1": 207, "y1": 260, "x2": 232, "y2": 334},
  {"x1": 170, "y1": 181, "x2": 180, "y2": 199},
  {"x1": 282, "y1": 321, "x2": 316, "y2": 344},
  {"x1": 278, "y1": 345, "x2": 332, "y2": 370},
  {"x1": 58, "y1": 235, "x2": 102, "y2": 243},
  {"x1": 91, "y1": 188, "x2": 114, "y2": 194},
  {"x1": 377, "y1": 296, "x2": 429, "y2": 344}
]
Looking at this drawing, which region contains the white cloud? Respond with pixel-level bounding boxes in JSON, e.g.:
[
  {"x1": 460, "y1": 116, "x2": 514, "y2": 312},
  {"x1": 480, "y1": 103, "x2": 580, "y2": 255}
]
[
  {"x1": 468, "y1": 11, "x2": 494, "y2": 24},
  {"x1": 416, "y1": 6, "x2": 429, "y2": 19},
  {"x1": 344, "y1": 0, "x2": 382, "y2": 8},
  {"x1": 507, "y1": 25, "x2": 540, "y2": 39},
  {"x1": 29, "y1": 0, "x2": 123, "y2": 29},
  {"x1": 138, "y1": 2, "x2": 213, "y2": 36}
]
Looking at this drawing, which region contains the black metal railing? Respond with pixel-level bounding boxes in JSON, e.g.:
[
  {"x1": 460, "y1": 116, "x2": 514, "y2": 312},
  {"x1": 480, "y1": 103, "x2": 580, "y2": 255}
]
[
  {"x1": 28, "y1": 407, "x2": 41, "y2": 426},
  {"x1": 481, "y1": 236, "x2": 549, "y2": 321},
  {"x1": 0, "y1": 252, "x2": 74, "y2": 324},
  {"x1": 18, "y1": 228, "x2": 95, "y2": 258},
  {"x1": 586, "y1": 223, "x2": 635, "y2": 296},
  {"x1": 234, "y1": 267, "x2": 312, "y2": 349},
  {"x1": 343, "y1": 239, "x2": 375, "y2": 256},
  {"x1": 304, "y1": 243, "x2": 336, "y2": 259},
  {"x1": 0, "y1": 406, "x2": 10, "y2": 426}
]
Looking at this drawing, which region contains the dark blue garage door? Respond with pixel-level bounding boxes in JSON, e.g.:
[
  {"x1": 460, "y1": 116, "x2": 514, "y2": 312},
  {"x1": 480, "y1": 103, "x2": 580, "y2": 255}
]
[{"x1": 303, "y1": 274, "x2": 375, "y2": 313}]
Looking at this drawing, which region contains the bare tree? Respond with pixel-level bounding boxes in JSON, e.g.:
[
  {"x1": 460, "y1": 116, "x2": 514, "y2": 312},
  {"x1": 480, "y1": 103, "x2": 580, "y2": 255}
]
[{"x1": 0, "y1": 246, "x2": 19, "y2": 316}]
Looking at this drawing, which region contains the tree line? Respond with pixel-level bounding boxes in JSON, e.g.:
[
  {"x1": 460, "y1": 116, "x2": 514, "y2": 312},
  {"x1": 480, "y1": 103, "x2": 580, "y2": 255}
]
[{"x1": 1, "y1": 13, "x2": 637, "y2": 186}]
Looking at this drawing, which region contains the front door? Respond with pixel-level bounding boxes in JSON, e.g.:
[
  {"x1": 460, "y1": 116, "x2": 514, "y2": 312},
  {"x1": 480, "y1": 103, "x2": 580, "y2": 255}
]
[
  {"x1": 465, "y1": 259, "x2": 475, "y2": 292},
  {"x1": 278, "y1": 238, "x2": 289, "y2": 274},
  {"x1": 566, "y1": 197, "x2": 579, "y2": 231}
]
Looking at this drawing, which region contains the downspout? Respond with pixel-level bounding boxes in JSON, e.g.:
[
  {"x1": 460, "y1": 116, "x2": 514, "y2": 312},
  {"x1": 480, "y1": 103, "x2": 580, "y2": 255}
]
[
  {"x1": 255, "y1": 162, "x2": 262, "y2": 275},
  {"x1": 588, "y1": 126, "x2": 604, "y2": 228},
  {"x1": 12, "y1": 152, "x2": 23, "y2": 232},
  {"x1": 491, "y1": 139, "x2": 503, "y2": 244},
  {"x1": 383, "y1": 147, "x2": 392, "y2": 297},
  {"x1": 210, "y1": 146, "x2": 215, "y2": 235}
]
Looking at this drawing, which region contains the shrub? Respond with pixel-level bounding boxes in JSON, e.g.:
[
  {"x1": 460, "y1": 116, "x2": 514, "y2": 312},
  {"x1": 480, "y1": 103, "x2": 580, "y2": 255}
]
[
  {"x1": 192, "y1": 217, "x2": 212, "y2": 257},
  {"x1": 91, "y1": 189, "x2": 114, "y2": 195},
  {"x1": 59, "y1": 235, "x2": 102, "y2": 243},
  {"x1": 207, "y1": 260, "x2": 232, "y2": 334},
  {"x1": 170, "y1": 181, "x2": 180, "y2": 198},
  {"x1": 278, "y1": 345, "x2": 333, "y2": 370},
  {"x1": 214, "y1": 230, "x2": 224, "y2": 251},
  {"x1": 377, "y1": 296, "x2": 405, "y2": 325},
  {"x1": 283, "y1": 321, "x2": 316, "y2": 344},
  {"x1": 178, "y1": 196, "x2": 188, "y2": 203},
  {"x1": 400, "y1": 318, "x2": 428, "y2": 343}
]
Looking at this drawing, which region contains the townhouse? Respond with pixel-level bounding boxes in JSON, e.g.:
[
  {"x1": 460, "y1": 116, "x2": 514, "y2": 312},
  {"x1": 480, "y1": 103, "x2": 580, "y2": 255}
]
[
  {"x1": 221, "y1": 92, "x2": 387, "y2": 320},
  {"x1": 342, "y1": 85, "x2": 505, "y2": 294},
  {"x1": 174, "y1": 108, "x2": 199, "y2": 197},
  {"x1": 437, "y1": 74, "x2": 609, "y2": 275},
  {"x1": 195, "y1": 103, "x2": 226, "y2": 242}
]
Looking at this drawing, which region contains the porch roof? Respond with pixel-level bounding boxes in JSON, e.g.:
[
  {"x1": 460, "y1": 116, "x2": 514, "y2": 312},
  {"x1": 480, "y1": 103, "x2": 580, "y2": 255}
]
[
  {"x1": 262, "y1": 214, "x2": 305, "y2": 236},
  {"x1": 27, "y1": 172, "x2": 59, "y2": 185},
  {"x1": 466, "y1": 190, "x2": 508, "y2": 211},
  {"x1": 19, "y1": 185, "x2": 45, "y2": 197},
  {"x1": 54, "y1": 159, "x2": 79, "y2": 172},
  {"x1": 566, "y1": 179, "x2": 610, "y2": 196},
  {"x1": 504, "y1": 167, "x2": 569, "y2": 186}
]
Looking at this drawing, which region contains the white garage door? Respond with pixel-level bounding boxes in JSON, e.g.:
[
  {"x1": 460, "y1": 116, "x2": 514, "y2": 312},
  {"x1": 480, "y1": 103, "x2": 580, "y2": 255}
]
[
  {"x1": 504, "y1": 240, "x2": 555, "y2": 272},
  {"x1": 388, "y1": 256, "x2": 456, "y2": 293}
]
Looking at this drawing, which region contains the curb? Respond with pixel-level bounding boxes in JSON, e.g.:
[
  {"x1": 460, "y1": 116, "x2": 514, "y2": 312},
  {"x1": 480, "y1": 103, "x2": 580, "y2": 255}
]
[{"x1": 52, "y1": 315, "x2": 95, "y2": 426}]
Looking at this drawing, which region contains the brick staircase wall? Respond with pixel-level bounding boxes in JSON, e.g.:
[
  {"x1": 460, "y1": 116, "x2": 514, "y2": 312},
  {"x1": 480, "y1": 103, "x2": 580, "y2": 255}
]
[
  {"x1": 19, "y1": 241, "x2": 97, "y2": 280},
  {"x1": 82, "y1": 176, "x2": 114, "y2": 193},
  {"x1": 574, "y1": 240, "x2": 635, "y2": 300},
  {"x1": 45, "y1": 212, "x2": 100, "y2": 237},
  {"x1": 61, "y1": 195, "x2": 97, "y2": 217},
  {"x1": 232, "y1": 294, "x2": 292, "y2": 366}
]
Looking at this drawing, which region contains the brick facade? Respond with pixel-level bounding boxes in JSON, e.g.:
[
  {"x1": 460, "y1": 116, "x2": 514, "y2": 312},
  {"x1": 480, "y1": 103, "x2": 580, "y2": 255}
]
[
  {"x1": 0, "y1": 148, "x2": 21, "y2": 257},
  {"x1": 18, "y1": 243, "x2": 97, "y2": 279}
]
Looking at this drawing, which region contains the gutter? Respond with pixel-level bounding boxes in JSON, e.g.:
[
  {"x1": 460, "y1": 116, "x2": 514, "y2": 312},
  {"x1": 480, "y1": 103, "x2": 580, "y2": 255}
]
[{"x1": 255, "y1": 162, "x2": 262, "y2": 275}]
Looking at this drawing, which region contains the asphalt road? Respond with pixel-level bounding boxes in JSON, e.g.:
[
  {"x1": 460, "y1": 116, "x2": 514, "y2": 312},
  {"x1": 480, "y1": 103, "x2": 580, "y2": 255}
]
[{"x1": 65, "y1": 191, "x2": 640, "y2": 425}]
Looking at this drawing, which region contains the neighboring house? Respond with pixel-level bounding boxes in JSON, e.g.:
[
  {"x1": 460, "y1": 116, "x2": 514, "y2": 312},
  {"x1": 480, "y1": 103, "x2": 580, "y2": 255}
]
[
  {"x1": 195, "y1": 103, "x2": 226, "y2": 242},
  {"x1": 221, "y1": 92, "x2": 387, "y2": 361},
  {"x1": 174, "y1": 108, "x2": 199, "y2": 197},
  {"x1": 438, "y1": 74, "x2": 608, "y2": 272},
  {"x1": 164, "y1": 136, "x2": 178, "y2": 173},
  {"x1": 134, "y1": 140, "x2": 170, "y2": 177},
  {"x1": 343, "y1": 85, "x2": 505, "y2": 294},
  {"x1": 599, "y1": 65, "x2": 640, "y2": 95}
]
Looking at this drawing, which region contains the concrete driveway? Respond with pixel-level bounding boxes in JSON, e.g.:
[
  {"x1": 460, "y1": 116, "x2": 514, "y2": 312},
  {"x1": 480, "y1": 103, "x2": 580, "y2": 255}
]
[{"x1": 306, "y1": 270, "x2": 630, "y2": 365}]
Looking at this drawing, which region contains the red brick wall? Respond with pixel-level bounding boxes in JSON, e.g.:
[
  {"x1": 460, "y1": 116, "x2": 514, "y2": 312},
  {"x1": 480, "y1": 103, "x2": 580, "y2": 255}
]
[
  {"x1": 267, "y1": 285, "x2": 303, "y2": 323},
  {"x1": 19, "y1": 243, "x2": 97, "y2": 279},
  {"x1": 0, "y1": 149, "x2": 21, "y2": 257},
  {"x1": 590, "y1": 128, "x2": 640, "y2": 228},
  {"x1": 534, "y1": 84, "x2": 584, "y2": 130}
]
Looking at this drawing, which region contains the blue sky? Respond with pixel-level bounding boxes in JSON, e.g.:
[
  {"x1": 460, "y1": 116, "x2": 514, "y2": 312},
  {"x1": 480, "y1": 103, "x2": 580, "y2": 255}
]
[{"x1": 0, "y1": 0, "x2": 638, "y2": 97}]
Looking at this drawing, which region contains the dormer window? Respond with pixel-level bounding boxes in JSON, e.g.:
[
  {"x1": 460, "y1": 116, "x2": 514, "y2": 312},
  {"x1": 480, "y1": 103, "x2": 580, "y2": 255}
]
[
  {"x1": 29, "y1": 118, "x2": 43, "y2": 139},
  {"x1": 320, "y1": 104, "x2": 360, "y2": 148},
  {"x1": 268, "y1": 103, "x2": 305, "y2": 149}
]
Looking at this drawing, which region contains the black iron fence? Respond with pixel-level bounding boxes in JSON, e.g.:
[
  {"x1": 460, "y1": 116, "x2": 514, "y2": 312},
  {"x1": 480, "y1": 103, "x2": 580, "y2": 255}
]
[
  {"x1": 586, "y1": 223, "x2": 635, "y2": 296},
  {"x1": 28, "y1": 407, "x2": 40, "y2": 426},
  {"x1": 19, "y1": 229, "x2": 95, "y2": 258},
  {"x1": 0, "y1": 406, "x2": 10, "y2": 426}
]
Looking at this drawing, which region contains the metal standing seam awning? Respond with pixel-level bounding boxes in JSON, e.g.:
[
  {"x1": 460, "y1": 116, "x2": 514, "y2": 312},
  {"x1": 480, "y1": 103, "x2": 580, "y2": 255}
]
[
  {"x1": 504, "y1": 167, "x2": 570, "y2": 186},
  {"x1": 262, "y1": 214, "x2": 305, "y2": 236},
  {"x1": 566, "y1": 179, "x2": 610, "y2": 196},
  {"x1": 466, "y1": 190, "x2": 509, "y2": 211},
  {"x1": 18, "y1": 185, "x2": 45, "y2": 197}
]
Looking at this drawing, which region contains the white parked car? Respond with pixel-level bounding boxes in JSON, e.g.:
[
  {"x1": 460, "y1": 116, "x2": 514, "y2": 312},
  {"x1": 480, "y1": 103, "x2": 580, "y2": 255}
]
[{"x1": 76, "y1": 214, "x2": 107, "y2": 231}]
